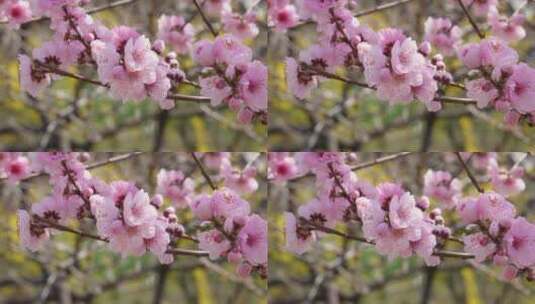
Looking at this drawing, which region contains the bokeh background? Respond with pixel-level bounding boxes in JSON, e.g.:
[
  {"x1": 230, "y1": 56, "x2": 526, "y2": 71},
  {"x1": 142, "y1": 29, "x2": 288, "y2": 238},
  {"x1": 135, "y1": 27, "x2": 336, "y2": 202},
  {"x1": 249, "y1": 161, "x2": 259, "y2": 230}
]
[
  {"x1": 268, "y1": 0, "x2": 535, "y2": 151},
  {"x1": 0, "y1": 0, "x2": 267, "y2": 151},
  {"x1": 269, "y1": 152, "x2": 535, "y2": 303},
  {"x1": 0, "y1": 152, "x2": 267, "y2": 303}
]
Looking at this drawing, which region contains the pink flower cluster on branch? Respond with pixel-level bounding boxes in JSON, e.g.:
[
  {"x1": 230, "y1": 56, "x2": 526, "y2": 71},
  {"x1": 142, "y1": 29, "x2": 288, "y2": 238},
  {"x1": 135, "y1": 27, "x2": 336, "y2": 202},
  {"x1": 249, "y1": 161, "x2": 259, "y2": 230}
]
[
  {"x1": 272, "y1": 152, "x2": 535, "y2": 282},
  {"x1": 11, "y1": 152, "x2": 267, "y2": 278},
  {"x1": 8, "y1": 0, "x2": 267, "y2": 124},
  {"x1": 278, "y1": 0, "x2": 534, "y2": 126}
]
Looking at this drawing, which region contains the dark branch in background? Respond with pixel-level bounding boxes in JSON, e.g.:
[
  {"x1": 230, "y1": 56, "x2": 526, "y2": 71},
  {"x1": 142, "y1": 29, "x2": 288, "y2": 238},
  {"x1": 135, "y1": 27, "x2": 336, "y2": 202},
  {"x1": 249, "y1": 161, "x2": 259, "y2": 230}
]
[
  {"x1": 420, "y1": 267, "x2": 437, "y2": 304},
  {"x1": 153, "y1": 111, "x2": 169, "y2": 152},
  {"x1": 421, "y1": 112, "x2": 437, "y2": 152},
  {"x1": 152, "y1": 265, "x2": 170, "y2": 304},
  {"x1": 455, "y1": 152, "x2": 484, "y2": 193},
  {"x1": 456, "y1": 0, "x2": 485, "y2": 38},
  {"x1": 191, "y1": 153, "x2": 217, "y2": 190}
]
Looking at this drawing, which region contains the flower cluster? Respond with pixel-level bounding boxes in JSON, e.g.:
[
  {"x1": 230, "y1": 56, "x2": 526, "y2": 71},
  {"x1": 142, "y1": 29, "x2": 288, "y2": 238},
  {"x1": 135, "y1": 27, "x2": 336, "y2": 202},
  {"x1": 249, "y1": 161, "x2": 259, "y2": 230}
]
[
  {"x1": 458, "y1": 192, "x2": 535, "y2": 280},
  {"x1": 191, "y1": 188, "x2": 267, "y2": 278},
  {"x1": 358, "y1": 183, "x2": 446, "y2": 266},
  {"x1": 423, "y1": 17, "x2": 462, "y2": 56},
  {"x1": 423, "y1": 169, "x2": 462, "y2": 209},
  {"x1": 91, "y1": 27, "x2": 175, "y2": 107},
  {"x1": 277, "y1": 153, "x2": 447, "y2": 266},
  {"x1": 11, "y1": 0, "x2": 266, "y2": 124},
  {"x1": 193, "y1": 35, "x2": 268, "y2": 123},
  {"x1": 280, "y1": 0, "x2": 534, "y2": 125},
  {"x1": 14, "y1": 152, "x2": 266, "y2": 278},
  {"x1": 276, "y1": 152, "x2": 535, "y2": 281},
  {"x1": 460, "y1": 38, "x2": 535, "y2": 125},
  {"x1": 358, "y1": 29, "x2": 446, "y2": 111},
  {"x1": 156, "y1": 168, "x2": 195, "y2": 209}
]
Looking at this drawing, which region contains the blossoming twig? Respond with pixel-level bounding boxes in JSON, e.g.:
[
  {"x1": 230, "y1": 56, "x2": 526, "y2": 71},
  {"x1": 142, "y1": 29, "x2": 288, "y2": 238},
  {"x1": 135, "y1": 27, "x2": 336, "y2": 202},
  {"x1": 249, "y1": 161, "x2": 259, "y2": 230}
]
[
  {"x1": 302, "y1": 218, "x2": 475, "y2": 259},
  {"x1": 35, "y1": 217, "x2": 106, "y2": 242},
  {"x1": 1, "y1": 152, "x2": 145, "y2": 182},
  {"x1": 36, "y1": 63, "x2": 212, "y2": 103},
  {"x1": 36, "y1": 217, "x2": 210, "y2": 257},
  {"x1": 350, "y1": 152, "x2": 415, "y2": 171},
  {"x1": 0, "y1": 0, "x2": 140, "y2": 25}
]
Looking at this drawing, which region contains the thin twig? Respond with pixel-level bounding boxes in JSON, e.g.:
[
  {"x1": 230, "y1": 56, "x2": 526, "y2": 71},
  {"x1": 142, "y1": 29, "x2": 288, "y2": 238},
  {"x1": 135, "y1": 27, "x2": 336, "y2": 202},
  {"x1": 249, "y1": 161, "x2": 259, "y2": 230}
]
[
  {"x1": 35, "y1": 217, "x2": 107, "y2": 242},
  {"x1": 310, "y1": 68, "x2": 373, "y2": 89},
  {"x1": 38, "y1": 63, "x2": 107, "y2": 88},
  {"x1": 289, "y1": 152, "x2": 415, "y2": 181},
  {"x1": 37, "y1": 64, "x2": 210, "y2": 103},
  {"x1": 351, "y1": 152, "x2": 415, "y2": 171},
  {"x1": 456, "y1": 0, "x2": 485, "y2": 38},
  {"x1": 301, "y1": 218, "x2": 373, "y2": 244},
  {"x1": 306, "y1": 65, "x2": 477, "y2": 107},
  {"x1": 166, "y1": 248, "x2": 210, "y2": 257},
  {"x1": 0, "y1": 0, "x2": 140, "y2": 25},
  {"x1": 36, "y1": 217, "x2": 209, "y2": 257},
  {"x1": 355, "y1": 0, "x2": 416, "y2": 17},
  {"x1": 191, "y1": 153, "x2": 217, "y2": 190},
  {"x1": 301, "y1": 218, "x2": 475, "y2": 259},
  {"x1": 290, "y1": 0, "x2": 415, "y2": 30},
  {"x1": 168, "y1": 93, "x2": 211, "y2": 103},
  {"x1": 192, "y1": 0, "x2": 218, "y2": 37},
  {"x1": 455, "y1": 152, "x2": 484, "y2": 193},
  {"x1": 439, "y1": 96, "x2": 477, "y2": 105}
]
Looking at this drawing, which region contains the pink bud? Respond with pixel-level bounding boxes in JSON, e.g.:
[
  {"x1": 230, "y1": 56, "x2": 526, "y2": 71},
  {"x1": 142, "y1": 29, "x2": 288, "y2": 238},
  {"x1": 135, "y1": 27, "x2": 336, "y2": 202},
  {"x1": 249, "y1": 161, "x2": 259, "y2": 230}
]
[
  {"x1": 236, "y1": 262, "x2": 252, "y2": 278},
  {"x1": 237, "y1": 107, "x2": 254, "y2": 124},
  {"x1": 502, "y1": 265, "x2": 518, "y2": 281},
  {"x1": 227, "y1": 250, "x2": 242, "y2": 263},
  {"x1": 228, "y1": 96, "x2": 243, "y2": 111},
  {"x1": 152, "y1": 194, "x2": 164, "y2": 208},
  {"x1": 419, "y1": 42, "x2": 431, "y2": 56},
  {"x1": 152, "y1": 39, "x2": 165, "y2": 54},
  {"x1": 504, "y1": 110, "x2": 521, "y2": 126}
]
